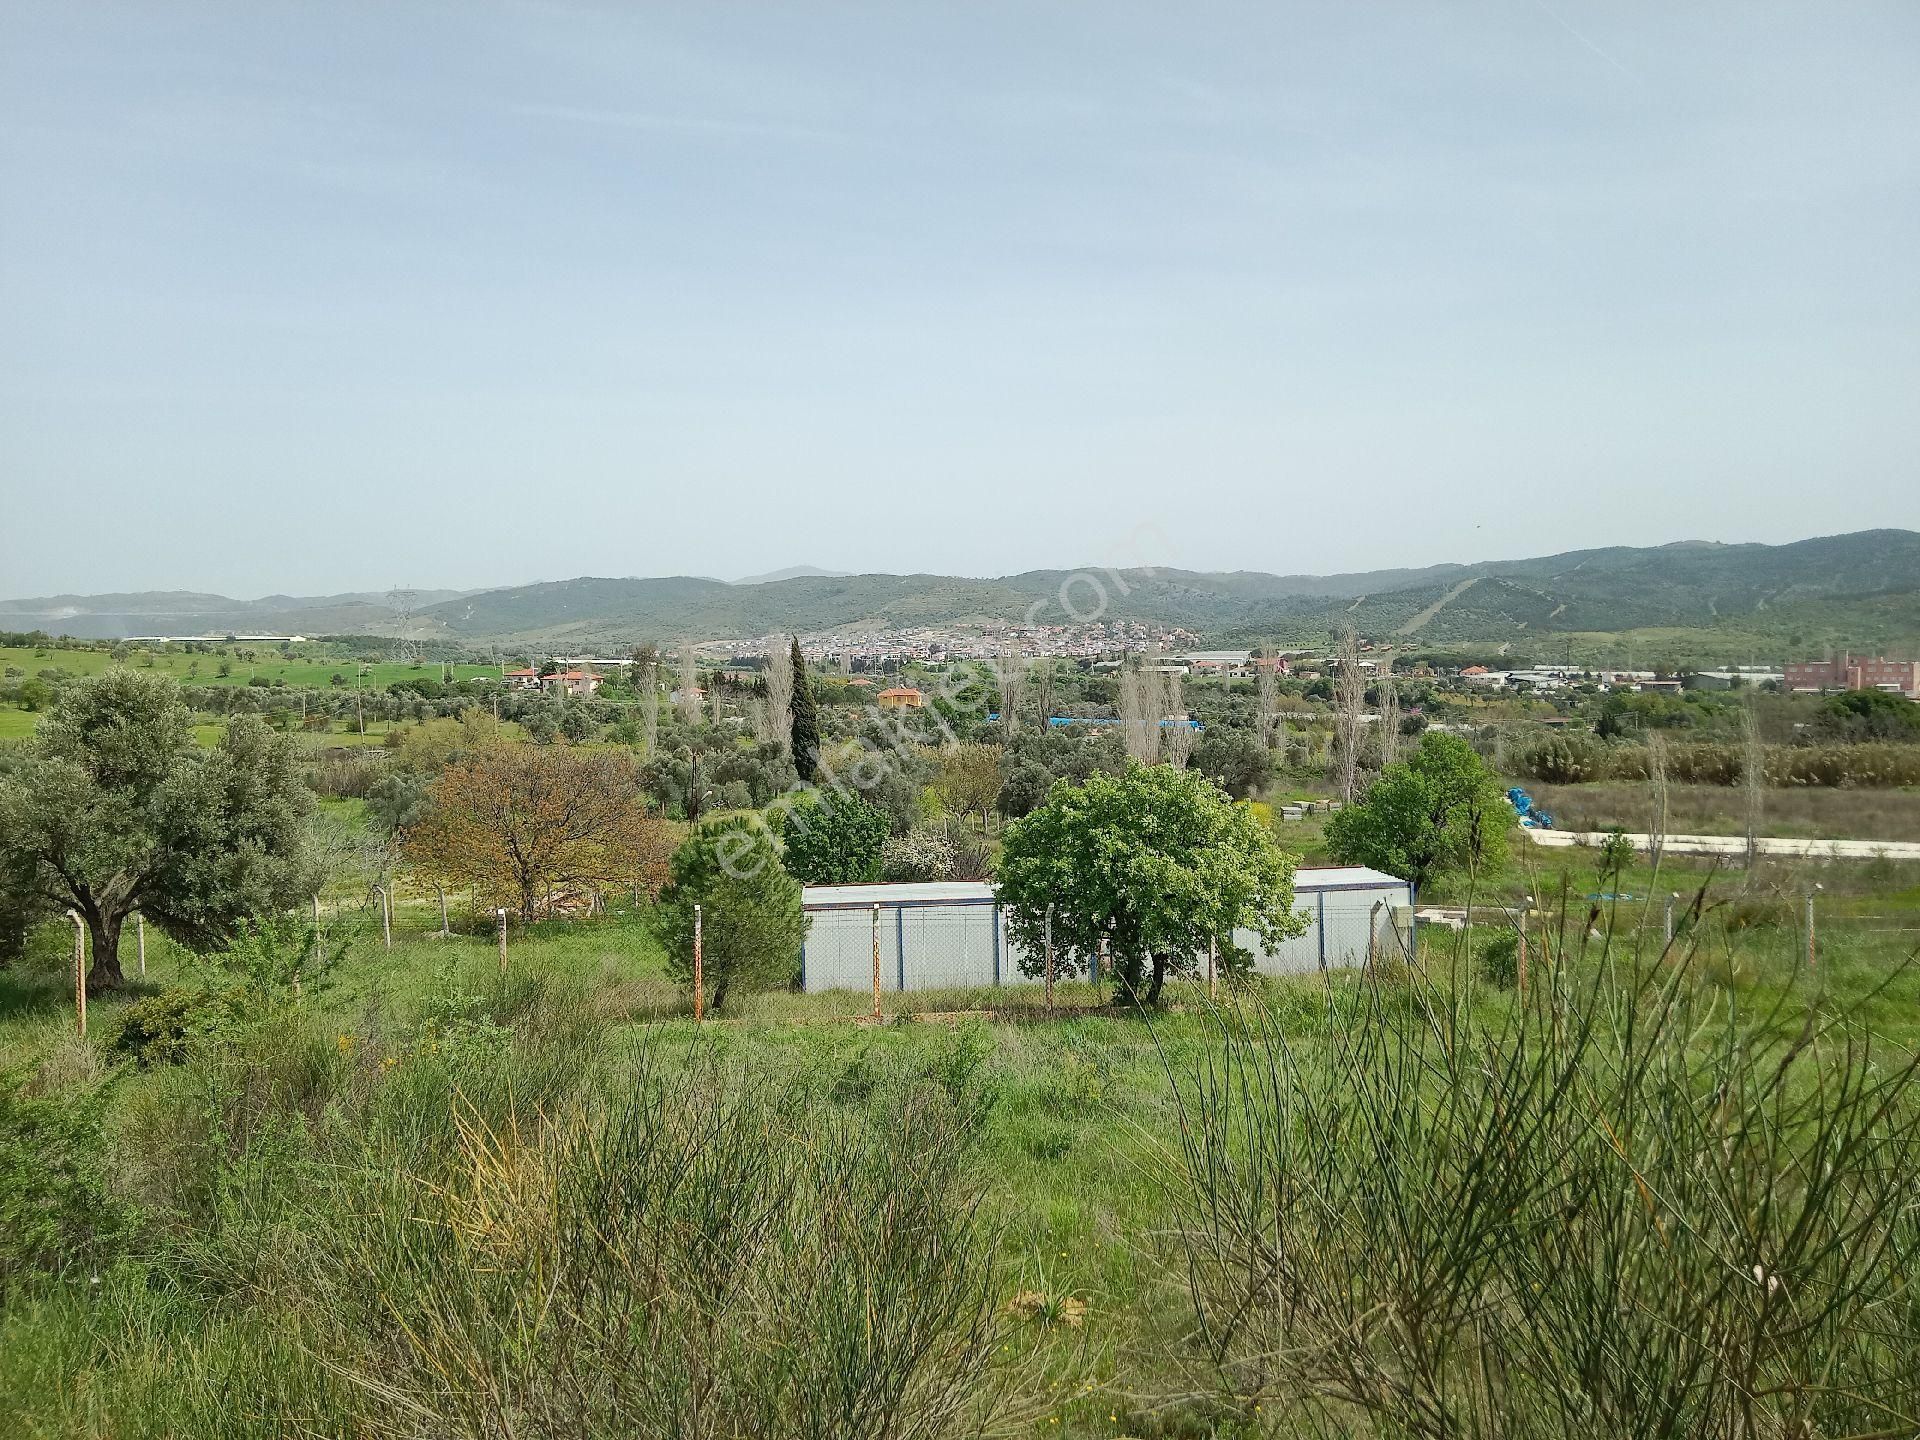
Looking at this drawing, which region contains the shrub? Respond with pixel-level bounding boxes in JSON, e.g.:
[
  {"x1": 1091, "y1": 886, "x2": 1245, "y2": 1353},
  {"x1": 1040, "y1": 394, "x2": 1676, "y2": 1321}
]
[
  {"x1": 1166, "y1": 958, "x2": 1920, "y2": 1436},
  {"x1": 310, "y1": 1050, "x2": 1021, "y2": 1436},
  {"x1": 1511, "y1": 732, "x2": 1607, "y2": 784},
  {"x1": 0, "y1": 1084, "x2": 132, "y2": 1298},
  {"x1": 1478, "y1": 931, "x2": 1518, "y2": 988},
  {"x1": 112, "y1": 987, "x2": 236, "y2": 1067},
  {"x1": 880, "y1": 826, "x2": 956, "y2": 882},
  {"x1": 1513, "y1": 738, "x2": 1920, "y2": 789}
]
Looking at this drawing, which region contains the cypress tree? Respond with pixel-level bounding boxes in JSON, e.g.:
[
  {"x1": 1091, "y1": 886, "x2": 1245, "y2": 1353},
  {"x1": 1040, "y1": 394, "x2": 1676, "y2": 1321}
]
[{"x1": 788, "y1": 636, "x2": 820, "y2": 781}]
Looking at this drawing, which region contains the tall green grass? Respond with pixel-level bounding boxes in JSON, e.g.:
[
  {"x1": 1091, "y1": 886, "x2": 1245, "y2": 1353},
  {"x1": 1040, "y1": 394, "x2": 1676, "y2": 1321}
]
[
  {"x1": 1, "y1": 961, "x2": 1042, "y2": 1438},
  {"x1": 1163, "y1": 935, "x2": 1920, "y2": 1436}
]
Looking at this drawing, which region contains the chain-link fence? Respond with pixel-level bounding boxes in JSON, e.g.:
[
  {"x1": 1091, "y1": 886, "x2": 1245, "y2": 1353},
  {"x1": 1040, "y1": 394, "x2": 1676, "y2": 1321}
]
[
  {"x1": 797, "y1": 882, "x2": 1415, "y2": 1006},
  {"x1": 292, "y1": 873, "x2": 1417, "y2": 1021}
]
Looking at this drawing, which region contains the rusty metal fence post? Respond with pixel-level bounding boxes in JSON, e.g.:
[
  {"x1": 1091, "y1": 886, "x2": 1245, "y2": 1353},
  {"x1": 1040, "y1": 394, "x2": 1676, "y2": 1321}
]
[
  {"x1": 871, "y1": 903, "x2": 882, "y2": 1021},
  {"x1": 136, "y1": 913, "x2": 146, "y2": 979},
  {"x1": 68, "y1": 910, "x2": 86, "y2": 1037},
  {"x1": 1208, "y1": 935, "x2": 1217, "y2": 1000},
  {"x1": 496, "y1": 908, "x2": 508, "y2": 972}
]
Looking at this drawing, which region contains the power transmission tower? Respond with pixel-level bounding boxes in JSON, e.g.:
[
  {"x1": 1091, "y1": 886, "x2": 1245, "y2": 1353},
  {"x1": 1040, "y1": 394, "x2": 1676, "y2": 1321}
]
[{"x1": 388, "y1": 587, "x2": 421, "y2": 665}]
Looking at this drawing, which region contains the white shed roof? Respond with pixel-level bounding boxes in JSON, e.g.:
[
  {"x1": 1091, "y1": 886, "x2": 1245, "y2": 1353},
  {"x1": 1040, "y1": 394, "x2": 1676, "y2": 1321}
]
[{"x1": 803, "y1": 866, "x2": 1406, "y2": 910}]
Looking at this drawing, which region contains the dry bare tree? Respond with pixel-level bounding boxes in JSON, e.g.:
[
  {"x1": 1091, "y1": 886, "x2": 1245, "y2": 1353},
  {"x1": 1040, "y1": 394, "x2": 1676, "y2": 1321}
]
[
  {"x1": 678, "y1": 645, "x2": 700, "y2": 726},
  {"x1": 1256, "y1": 660, "x2": 1280, "y2": 751},
  {"x1": 1376, "y1": 659, "x2": 1401, "y2": 771},
  {"x1": 1161, "y1": 673, "x2": 1193, "y2": 769},
  {"x1": 763, "y1": 642, "x2": 793, "y2": 757},
  {"x1": 1118, "y1": 663, "x2": 1159, "y2": 764},
  {"x1": 1030, "y1": 656, "x2": 1055, "y2": 730},
  {"x1": 1334, "y1": 627, "x2": 1366, "y2": 804},
  {"x1": 996, "y1": 648, "x2": 1025, "y2": 737}
]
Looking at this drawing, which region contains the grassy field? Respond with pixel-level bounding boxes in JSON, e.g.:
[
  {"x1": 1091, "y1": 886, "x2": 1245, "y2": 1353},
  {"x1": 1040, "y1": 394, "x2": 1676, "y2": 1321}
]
[
  {"x1": 1520, "y1": 778, "x2": 1920, "y2": 842},
  {"x1": 1, "y1": 645, "x2": 501, "y2": 690},
  {"x1": 4, "y1": 841, "x2": 1918, "y2": 1438}
]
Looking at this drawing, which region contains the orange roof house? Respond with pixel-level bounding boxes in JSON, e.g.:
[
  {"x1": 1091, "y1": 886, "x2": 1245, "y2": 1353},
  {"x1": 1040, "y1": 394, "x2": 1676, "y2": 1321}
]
[{"x1": 877, "y1": 686, "x2": 924, "y2": 710}]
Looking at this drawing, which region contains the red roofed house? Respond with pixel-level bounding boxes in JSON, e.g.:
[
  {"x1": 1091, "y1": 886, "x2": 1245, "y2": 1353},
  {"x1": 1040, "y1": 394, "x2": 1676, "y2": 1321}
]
[
  {"x1": 504, "y1": 667, "x2": 543, "y2": 691},
  {"x1": 877, "y1": 686, "x2": 924, "y2": 710}
]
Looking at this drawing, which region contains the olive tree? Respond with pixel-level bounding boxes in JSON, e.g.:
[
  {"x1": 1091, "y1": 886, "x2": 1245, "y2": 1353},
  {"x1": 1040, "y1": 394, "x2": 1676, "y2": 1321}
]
[
  {"x1": 995, "y1": 763, "x2": 1306, "y2": 1006},
  {"x1": 0, "y1": 671, "x2": 313, "y2": 991}
]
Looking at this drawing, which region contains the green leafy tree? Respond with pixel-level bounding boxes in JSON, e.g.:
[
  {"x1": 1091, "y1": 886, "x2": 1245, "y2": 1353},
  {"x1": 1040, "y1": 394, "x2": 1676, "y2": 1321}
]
[
  {"x1": 996, "y1": 764, "x2": 1306, "y2": 1005},
  {"x1": 1191, "y1": 728, "x2": 1272, "y2": 800},
  {"x1": 1814, "y1": 688, "x2": 1920, "y2": 742},
  {"x1": 934, "y1": 743, "x2": 1004, "y2": 830},
  {"x1": 365, "y1": 771, "x2": 431, "y2": 840},
  {"x1": 1324, "y1": 731, "x2": 1510, "y2": 893},
  {"x1": 996, "y1": 726, "x2": 1128, "y2": 818},
  {"x1": 789, "y1": 637, "x2": 820, "y2": 782},
  {"x1": 0, "y1": 671, "x2": 313, "y2": 992},
  {"x1": 651, "y1": 815, "x2": 807, "y2": 1011},
  {"x1": 778, "y1": 788, "x2": 889, "y2": 884}
]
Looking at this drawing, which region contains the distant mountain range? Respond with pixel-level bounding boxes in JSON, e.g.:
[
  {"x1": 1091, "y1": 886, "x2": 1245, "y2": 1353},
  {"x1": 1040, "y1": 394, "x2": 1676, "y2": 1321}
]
[
  {"x1": 7, "y1": 530, "x2": 1919, "y2": 651},
  {"x1": 732, "y1": 565, "x2": 851, "y2": 586}
]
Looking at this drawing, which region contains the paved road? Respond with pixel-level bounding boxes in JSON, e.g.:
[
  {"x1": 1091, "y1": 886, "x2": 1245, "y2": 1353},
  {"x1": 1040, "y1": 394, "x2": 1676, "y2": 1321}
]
[{"x1": 1520, "y1": 829, "x2": 1920, "y2": 861}]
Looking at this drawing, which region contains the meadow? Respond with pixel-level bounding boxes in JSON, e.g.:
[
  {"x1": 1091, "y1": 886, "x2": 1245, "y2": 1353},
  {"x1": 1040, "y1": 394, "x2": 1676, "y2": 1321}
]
[
  {"x1": 1522, "y1": 778, "x2": 1920, "y2": 842},
  {"x1": 1, "y1": 645, "x2": 502, "y2": 692},
  {"x1": 4, "y1": 840, "x2": 1918, "y2": 1439}
]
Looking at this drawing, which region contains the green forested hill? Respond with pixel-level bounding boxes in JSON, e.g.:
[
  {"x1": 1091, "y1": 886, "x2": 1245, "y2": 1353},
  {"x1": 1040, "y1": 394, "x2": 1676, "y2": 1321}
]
[{"x1": 9, "y1": 530, "x2": 1918, "y2": 648}]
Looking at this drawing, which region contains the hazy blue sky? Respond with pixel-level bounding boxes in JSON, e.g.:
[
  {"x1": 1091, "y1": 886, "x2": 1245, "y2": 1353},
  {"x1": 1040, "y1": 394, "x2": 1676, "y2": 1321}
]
[{"x1": 3, "y1": 2, "x2": 1916, "y2": 598}]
